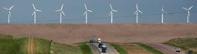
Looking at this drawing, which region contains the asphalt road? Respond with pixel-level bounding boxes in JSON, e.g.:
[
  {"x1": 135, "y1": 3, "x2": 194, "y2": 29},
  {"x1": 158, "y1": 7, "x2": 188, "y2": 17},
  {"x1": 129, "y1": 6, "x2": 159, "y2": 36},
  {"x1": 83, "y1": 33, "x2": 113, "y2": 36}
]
[
  {"x1": 87, "y1": 43, "x2": 119, "y2": 54},
  {"x1": 144, "y1": 43, "x2": 186, "y2": 54}
]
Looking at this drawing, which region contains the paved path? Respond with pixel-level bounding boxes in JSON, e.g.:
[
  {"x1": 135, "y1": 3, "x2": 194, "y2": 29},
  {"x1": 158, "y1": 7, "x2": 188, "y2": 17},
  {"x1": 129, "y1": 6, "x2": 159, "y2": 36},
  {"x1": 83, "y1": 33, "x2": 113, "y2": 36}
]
[
  {"x1": 88, "y1": 43, "x2": 119, "y2": 54},
  {"x1": 144, "y1": 43, "x2": 186, "y2": 54}
]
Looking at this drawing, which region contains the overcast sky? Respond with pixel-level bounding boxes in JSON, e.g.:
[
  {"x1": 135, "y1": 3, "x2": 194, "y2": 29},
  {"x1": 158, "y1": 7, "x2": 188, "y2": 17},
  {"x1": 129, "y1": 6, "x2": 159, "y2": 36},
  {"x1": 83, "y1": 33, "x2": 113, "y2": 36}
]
[{"x1": 0, "y1": 0, "x2": 196, "y2": 23}]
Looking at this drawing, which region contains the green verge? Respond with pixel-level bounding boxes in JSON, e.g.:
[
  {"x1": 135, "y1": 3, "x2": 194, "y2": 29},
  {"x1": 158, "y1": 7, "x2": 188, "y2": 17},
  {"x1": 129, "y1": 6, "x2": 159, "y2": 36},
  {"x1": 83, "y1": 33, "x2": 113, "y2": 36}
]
[
  {"x1": 51, "y1": 42, "x2": 82, "y2": 54},
  {"x1": 78, "y1": 43, "x2": 92, "y2": 54},
  {"x1": 33, "y1": 37, "x2": 83, "y2": 54},
  {"x1": 0, "y1": 34, "x2": 83, "y2": 54},
  {"x1": 0, "y1": 34, "x2": 28, "y2": 54},
  {"x1": 163, "y1": 38, "x2": 197, "y2": 54},
  {"x1": 108, "y1": 43, "x2": 128, "y2": 54},
  {"x1": 33, "y1": 37, "x2": 51, "y2": 54},
  {"x1": 136, "y1": 43, "x2": 164, "y2": 54}
]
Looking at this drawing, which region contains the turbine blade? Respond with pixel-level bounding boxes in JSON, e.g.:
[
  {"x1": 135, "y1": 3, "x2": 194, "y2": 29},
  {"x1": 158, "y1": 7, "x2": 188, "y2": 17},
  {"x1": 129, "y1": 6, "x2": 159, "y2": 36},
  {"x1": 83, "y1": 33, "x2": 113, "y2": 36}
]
[
  {"x1": 61, "y1": 4, "x2": 64, "y2": 10},
  {"x1": 32, "y1": 11, "x2": 35, "y2": 16},
  {"x1": 110, "y1": 4, "x2": 113, "y2": 9},
  {"x1": 36, "y1": 10, "x2": 42, "y2": 12},
  {"x1": 133, "y1": 11, "x2": 137, "y2": 15},
  {"x1": 9, "y1": 5, "x2": 14, "y2": 10},
  {"x1": 84, "y1": 4, "x2": 87, "y2": 10},
  {"x1": 113, "y1": 10, "x2": 118, "y2": 12},
  {"x1": 138, "y1": 10, "x2": 143, "y2": 13},
  {"x1": 136, "y1": 3, "x2": 138, "y2": 10},
  {"x1": 32, "y1": 4, "x2": 36, "y2": 10},
  {"x1": 182, "y1": 7, "x2": 188, "y2": 10},
  {"x1": 188, "y1": 6, "x2": 193, "y2": 10},
  {"x1": 61, "y1": 11, "x2": 65, "y2": 16},
  {"x1": 3, "y1": 7, "x2": 9, "y2": 10},
  {"x1": 55, "y1": 10, "x2": 61, "y2": 12},
  {"x1": 83, "y1": 11, "x2": 87, "y2": 16},
  {"x1": 88, "y1": 10, "x2": 93, "y2": 12}
]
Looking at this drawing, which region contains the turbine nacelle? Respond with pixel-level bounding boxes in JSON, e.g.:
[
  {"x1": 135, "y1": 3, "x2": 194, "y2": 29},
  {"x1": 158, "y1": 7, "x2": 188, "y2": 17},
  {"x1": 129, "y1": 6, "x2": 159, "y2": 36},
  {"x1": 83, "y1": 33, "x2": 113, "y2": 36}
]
[
  {"x1": 3, "y1": 5, "x2": 14, "y2": 23},
  {"x1": 134, "y1": 3, "x2": 143, "y2": 15},
  {"x1": 109, "y1": 4, "x2": 118, "y2": 16},
  {"x1": 161, "y1": 8, "x2": 168, "y2": 14},
  {"x1": 83, "y1": 3, "x2": 92, "y2": 16},
  {"x1": 182, "y1": 6, "x2": 193, "y2": 23},
  {"x1": 32, "y1": 4, "x2": 42, "y2": 12},
  {"x1": 182, "y1": 6, "x2": 193, "y2": 11},
  {"x1": 133, "y1": 10, "x2": 142, "y2": 15},
  {"x1": 55, "y1": 4, "x2": 65, "y2": 16},
  {"x1": 3, "y1": 5, "x2": 14, "y2": 11},
  {"x1": 109, "y1": 4, "x2": 118, "y2": 12}
]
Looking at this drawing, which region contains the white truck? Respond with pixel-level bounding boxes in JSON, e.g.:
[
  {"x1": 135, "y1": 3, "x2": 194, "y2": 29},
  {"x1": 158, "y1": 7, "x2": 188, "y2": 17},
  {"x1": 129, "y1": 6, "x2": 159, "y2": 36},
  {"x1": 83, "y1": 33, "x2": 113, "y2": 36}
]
[
  {"x1": 97, "y1": 38, "x2": 101, "y2": 43},
  {"x1": 176, "y1": 48, "x2": 181, "y2": 52}
]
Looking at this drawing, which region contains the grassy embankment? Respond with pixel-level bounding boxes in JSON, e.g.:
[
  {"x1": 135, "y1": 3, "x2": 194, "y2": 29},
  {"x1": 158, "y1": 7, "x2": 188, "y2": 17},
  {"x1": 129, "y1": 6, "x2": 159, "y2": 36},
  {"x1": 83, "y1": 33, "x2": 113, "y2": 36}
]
[
  {"x1": 0, "y1": 34, "x2": 27, "y2": 54},
  {"x1": 164, "y1": 38, "x2": 197, "y2": 54},
  {"x1": 109, "y1": 43, "x2": 163, "y2": 54},
  {"x1": 0, "y1": 34, "x2": 83, "y2": 54},
  {"x1": 118, "y1": 43, "x2": 153, "y2": 54},
  {"x1": 136, "y1": 43, "x2": 164, "y2": 54},
  {"x1": 78, "y1": 43, "x2": 92, "y2": 54},
  {"x1": 109, "y1": 43, "x2": 128, "y2": 54}
]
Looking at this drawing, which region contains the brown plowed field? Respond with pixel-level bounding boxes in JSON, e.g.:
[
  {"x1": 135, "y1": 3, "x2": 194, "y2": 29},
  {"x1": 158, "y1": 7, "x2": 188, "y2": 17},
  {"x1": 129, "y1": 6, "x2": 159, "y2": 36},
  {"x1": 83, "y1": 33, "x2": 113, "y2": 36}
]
[{"x1": 0, "y1": 23, "x2": 196, "y2": 44}]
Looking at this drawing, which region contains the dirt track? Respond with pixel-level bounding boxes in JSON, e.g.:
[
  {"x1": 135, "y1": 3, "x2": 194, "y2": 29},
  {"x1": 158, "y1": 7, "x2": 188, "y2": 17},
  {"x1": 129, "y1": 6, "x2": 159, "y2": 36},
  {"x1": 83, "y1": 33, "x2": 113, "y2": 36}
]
[
  {"x1": 27, "y1": 37, "x2": 34, "y2": 54},
  {"x1": 144, "y1": 43, "x2": 186, "y2": 54},
  {"x1": 0, "y1": 23, "x2": 196, "y2": 44},
  {"x1": 88, "y1": 43, "x2": 119, "y2": 54}
]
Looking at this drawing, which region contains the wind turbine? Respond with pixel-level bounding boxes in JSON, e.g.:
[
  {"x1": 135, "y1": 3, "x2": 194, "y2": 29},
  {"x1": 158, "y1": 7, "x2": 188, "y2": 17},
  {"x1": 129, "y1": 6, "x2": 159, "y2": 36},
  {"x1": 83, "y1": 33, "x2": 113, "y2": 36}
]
[
  {"x1": 3, "y1": 5, "x2": 14, "y2": 23},
  {"x1": 133, "y1": 3, "x2": 143, "y2": 23},
  {"x1": 83, "y1": 3, "x2": 92, "y2": 24},
  {"x1": 182, "y1": 6, "x2": 193, "y2": 23},
  {"x1": 109, "y1": 4, "x2": 118, "y2": 23},
  {"x1": 161, "y1": 7, "x2": 168, "y2": 23},
  {"x1": 32, "y1": 4, "x2": 42, "y2": 24},
  {"x1": 55, "y1": 4, "x2": 65, "y2": 23}
]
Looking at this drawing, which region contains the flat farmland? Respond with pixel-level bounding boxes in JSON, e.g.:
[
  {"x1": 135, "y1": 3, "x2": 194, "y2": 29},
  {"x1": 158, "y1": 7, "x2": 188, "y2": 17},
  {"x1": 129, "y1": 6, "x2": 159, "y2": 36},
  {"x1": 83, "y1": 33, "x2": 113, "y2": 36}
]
[{"x1": 0, "y1": 23, "x2": 196, "y2": 44}]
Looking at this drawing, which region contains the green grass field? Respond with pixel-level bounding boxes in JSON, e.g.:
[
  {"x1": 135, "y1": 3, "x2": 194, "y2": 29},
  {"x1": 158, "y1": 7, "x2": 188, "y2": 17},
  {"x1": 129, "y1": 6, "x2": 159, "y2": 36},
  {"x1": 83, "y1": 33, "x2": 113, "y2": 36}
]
[
  {"x1": 136, "y1": 43, "x2": 164, "y2": 54},
  {"x1": 164, "y1": 38, "x2": 197, "y2": 54},
  {"x1": 109, "y1": 43, "x2": 128, "y2": 54},
  {"x1": 0, "y1": 34, "x2": 28, "y2": 54},
  {"x1": 0, "y1": 34, "x2": 83, "y2": 54},
  {"x1": 51, "y1": 42, "x2": 82, "y2": 54},
  {"x1": 78, "y1": 43, "x2": 92, "y2": 54},
  {"x1": 33, "y1": 37, "x2": 51, "y2": 54}
]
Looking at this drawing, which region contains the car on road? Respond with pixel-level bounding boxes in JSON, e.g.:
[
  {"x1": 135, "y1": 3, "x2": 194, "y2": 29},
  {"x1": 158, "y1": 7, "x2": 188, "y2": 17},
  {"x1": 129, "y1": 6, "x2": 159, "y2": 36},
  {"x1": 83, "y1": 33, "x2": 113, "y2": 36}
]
[
  {"x1": 98, "y1": 43, "x2": 103, "y2": 48},
  {"x1": 90, "y1": 38, "x2": 96, "y2": 43},
  {"x1": 102, "y1": 45, "x2": 107, "y2": 53}
]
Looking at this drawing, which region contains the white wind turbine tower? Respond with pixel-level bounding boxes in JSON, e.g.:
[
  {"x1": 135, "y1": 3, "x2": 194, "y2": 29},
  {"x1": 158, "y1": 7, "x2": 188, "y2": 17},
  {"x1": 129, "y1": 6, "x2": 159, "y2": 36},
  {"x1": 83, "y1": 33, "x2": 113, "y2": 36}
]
[
  {"x1": 133, "y1": 3, "x2": 143, "y2": 23},
  {"x1": 55, "y1": 4, "x2": 65, "y2": 23},
  {"x1": 83, "y1": 3, "x2": 92, "y2": 24},
  {"x1": 3, "y1": 5, "x2": 14, "y2": 23},
  {"x1": 109, "y1": 4, "x2": 118, "y2": 23},
  {"x1": 182, "y1": 6, "x2": 193, "y2": 23},
  {"x1": 161, "y1": 7, "x2": 168, "y2": 23},
  {"x1": 32, "y1": 4, "x2": 42, "y2": 24}
]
